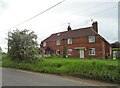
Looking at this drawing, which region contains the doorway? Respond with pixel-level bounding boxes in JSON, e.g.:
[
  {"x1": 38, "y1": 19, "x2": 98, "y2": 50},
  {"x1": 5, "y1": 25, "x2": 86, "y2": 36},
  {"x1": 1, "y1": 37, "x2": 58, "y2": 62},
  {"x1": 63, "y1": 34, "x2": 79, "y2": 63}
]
[{"x1": 80, "y1": 49, "x2": 84, "y2": 58}]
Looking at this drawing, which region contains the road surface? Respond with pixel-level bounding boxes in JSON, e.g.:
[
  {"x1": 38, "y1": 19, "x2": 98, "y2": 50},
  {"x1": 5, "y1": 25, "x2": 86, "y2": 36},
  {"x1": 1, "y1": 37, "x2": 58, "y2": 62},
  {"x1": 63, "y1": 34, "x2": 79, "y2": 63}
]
[{"x1": 2, "y1": 68, "x2": 118, "y2": 86}]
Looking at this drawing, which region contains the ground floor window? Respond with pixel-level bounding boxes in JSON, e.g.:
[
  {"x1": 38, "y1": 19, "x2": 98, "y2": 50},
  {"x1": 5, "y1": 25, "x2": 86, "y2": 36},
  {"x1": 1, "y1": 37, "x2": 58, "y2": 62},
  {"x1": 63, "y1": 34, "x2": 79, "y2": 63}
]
[
  {"x1": 56, "y1": 50, "x2": 60, "y2": 55},
  {"x1": 67, "y1": 49, "x2": 72, "y2": 56},
  {"x1": 89, "y1": 48, "x2": 95, "y2": 55}
]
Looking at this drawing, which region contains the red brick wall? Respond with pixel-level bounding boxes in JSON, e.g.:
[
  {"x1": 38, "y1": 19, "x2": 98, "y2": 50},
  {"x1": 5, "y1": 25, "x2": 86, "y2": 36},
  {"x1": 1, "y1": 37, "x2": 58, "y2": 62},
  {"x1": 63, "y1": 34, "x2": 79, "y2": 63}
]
[
  {"x1": 104, "y1": 41, "x2": 112, "y2": 59},
  {"x1": 41, "y1": 35, "x2": 111, "y2": 59},
  {"x1": 101, "y1": 39, "x2": 112, "y2": 59},
  {"x1": 102, "y1": 41, "x2": 105, "y2": 59},
  {"x1": 84, "y1": 35, "x2": 103, "y2": 59}
]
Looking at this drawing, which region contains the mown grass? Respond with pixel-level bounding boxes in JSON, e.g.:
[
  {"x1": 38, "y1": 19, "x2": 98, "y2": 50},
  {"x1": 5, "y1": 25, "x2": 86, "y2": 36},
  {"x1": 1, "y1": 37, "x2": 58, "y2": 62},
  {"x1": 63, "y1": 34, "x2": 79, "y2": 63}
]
[{"x1": 2, "y1": 57, "x2": 119, "y2": 83}]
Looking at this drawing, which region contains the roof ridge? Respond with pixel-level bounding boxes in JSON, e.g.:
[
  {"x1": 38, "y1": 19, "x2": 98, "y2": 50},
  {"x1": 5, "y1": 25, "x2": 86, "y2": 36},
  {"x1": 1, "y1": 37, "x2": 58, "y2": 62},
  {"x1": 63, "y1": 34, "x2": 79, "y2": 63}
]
[
  {"x1": 43, "y1": 26, "x2": 98, "y2": 42},
  {"x1": 52, "y1": 26, "x2": 93, "y2": 35}
]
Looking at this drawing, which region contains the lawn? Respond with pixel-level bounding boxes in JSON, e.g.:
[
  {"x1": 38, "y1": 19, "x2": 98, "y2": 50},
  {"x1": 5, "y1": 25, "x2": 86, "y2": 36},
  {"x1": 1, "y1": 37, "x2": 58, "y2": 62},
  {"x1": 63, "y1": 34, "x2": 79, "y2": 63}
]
[{"x1": 2, "y1": 57, "x2": 119, "y2": 83}]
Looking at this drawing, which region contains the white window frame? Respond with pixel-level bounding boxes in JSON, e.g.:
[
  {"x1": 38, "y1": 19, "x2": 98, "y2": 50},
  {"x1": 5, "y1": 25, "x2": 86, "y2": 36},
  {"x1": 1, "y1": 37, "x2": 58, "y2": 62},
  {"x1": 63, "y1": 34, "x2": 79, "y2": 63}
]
[
  {"x1": 43, "y1": 42, "x2": 46, "y2": 47},
  {"x1": 56, "y1": 40, "x2": 60, "y2": 45},
  {"x1": 89, "y1": 48, "x2": 95, "y2": 55},
  {"x1": 67, "y1": 38, "x2": 72, "y2": 44},
  {"x1": 88, "y1": 36, "x2": 95, "y2": 43},
  {"x1": 56, "y1": 50, "x2": 60, "y2": 55},
  {"x1": 67, "y1": 49, "x2": 72, "y2": 56}
]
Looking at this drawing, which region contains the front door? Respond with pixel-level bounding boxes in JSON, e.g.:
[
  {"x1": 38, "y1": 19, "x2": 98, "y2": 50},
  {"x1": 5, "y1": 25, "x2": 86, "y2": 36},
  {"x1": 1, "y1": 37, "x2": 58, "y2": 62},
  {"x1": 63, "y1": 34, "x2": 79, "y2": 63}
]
[{"x1": 80, "y1": 49, "x2": 84, "y2": 58}]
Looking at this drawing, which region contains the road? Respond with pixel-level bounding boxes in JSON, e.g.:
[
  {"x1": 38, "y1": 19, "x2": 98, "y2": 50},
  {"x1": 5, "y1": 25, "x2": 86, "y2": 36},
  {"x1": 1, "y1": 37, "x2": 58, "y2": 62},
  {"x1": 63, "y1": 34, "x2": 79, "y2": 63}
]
[{"x1": 2, "y1": 68, "x2": 118, "y2": 86}]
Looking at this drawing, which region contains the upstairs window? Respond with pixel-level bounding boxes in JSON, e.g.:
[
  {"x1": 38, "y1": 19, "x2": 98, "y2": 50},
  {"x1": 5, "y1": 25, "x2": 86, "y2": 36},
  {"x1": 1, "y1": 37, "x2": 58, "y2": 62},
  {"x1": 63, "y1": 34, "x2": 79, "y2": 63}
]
[
  {"x1": 89, "y1": 48, "x2": 95, "y2": 55},
  {"x1": 67, "y1": 38, "x2": 72, "y2": 44},
  {"x1": 88, "y1": 36, "x2": 95, "y2": 43},
  {"x1": 56, "y1": 40, "x2": 60, "y2": 45},
  {"x1": 43, "y1": 42, "x2": 46, "y2": 47},
  {"x1": 67, "y1": 49, "x2": 72, "y2": 56}
]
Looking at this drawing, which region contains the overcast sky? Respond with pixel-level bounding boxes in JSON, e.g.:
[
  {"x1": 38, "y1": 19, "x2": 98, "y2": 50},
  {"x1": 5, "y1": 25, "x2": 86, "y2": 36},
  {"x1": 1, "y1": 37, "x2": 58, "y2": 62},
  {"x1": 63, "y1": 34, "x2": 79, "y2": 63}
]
[{"x1": 0, "y1": 0, "x2": 119, "y2": 52}]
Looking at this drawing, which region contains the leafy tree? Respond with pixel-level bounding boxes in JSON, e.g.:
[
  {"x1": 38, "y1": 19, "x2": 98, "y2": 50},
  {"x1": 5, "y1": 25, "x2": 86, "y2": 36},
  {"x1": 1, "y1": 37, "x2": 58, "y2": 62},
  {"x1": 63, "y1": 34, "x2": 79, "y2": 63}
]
[
  {"x1": 63, "y1": 46, "x2": 67, "y2": 58},
  {"x1": 0, "y1": 47, "x2": 2, "y2": 52},
  {"x1": 34, "y1": 46, "x2": 40, "y2": 55},
  {"x1": 0, "y1": 47, "x2": 2, "y2": 58},
  {"x1": 111, "y1": 41, "x2": 120, "y2": 48},
  {"x1": 8, "y1": 29, "x2": 38, "y2": 62}
]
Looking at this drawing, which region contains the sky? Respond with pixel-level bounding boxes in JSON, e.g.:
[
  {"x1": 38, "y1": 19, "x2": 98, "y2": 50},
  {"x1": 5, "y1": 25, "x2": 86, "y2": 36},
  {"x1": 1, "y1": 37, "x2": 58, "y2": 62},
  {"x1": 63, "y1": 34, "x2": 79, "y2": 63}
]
[{"x1": 0, "y1": 0, "x2": 119, "y2": 52}]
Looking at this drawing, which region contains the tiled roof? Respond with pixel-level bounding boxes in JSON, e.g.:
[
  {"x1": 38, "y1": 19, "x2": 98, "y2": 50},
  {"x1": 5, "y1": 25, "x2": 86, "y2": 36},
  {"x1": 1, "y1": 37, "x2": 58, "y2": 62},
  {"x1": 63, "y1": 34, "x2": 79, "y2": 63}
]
[{"x1": 43, "y1": 26, "x2": 97, "y2": 42}]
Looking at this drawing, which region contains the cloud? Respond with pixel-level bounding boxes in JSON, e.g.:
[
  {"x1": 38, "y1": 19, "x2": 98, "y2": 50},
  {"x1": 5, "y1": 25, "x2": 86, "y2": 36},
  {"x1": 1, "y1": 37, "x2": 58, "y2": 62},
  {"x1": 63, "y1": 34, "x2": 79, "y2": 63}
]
[
  {"x1": 0, "y1": 0, "x2": 7, "y2": 8},
  {"x1": 0, "y1": 0, "x2": 119, "y2": 52},
  {"x1": 0, "y1": 0, "x2": 8, "y2": 14}
]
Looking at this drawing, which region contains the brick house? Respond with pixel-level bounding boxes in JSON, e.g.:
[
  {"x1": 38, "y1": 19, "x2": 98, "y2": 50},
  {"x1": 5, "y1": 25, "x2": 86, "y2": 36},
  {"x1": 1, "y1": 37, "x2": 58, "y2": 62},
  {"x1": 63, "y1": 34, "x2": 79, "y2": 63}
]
[{"x1": 40, "y1": 21, "x2": 112, "y2": 59}]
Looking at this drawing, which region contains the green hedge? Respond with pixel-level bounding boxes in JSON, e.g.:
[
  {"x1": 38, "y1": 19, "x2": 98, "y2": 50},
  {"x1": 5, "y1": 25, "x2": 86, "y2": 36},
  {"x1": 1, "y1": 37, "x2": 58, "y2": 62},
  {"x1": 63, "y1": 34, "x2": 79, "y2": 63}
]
[
  {"x1": 2, "y1": 58, "x2": 119, "y2": 83},
  {"x1": 112, "y1": 48, "x2": 120, "y2": 51}
]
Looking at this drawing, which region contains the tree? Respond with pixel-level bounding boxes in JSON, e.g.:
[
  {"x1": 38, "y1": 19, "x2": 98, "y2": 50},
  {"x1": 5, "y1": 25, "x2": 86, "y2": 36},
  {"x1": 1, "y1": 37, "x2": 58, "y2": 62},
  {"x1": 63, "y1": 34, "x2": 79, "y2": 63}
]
[
  {"x1": 63, "y1": 46, "x2": 67, "y2": 58},
  {"x1": 34, "y1": 46, "x2": 40, "y2": 55},
  {"x1": 8, "y1": 29, "x2": 38, "y2": 62},
  {"x1": 111, "y1": 41, "x2": 120, "y2": 48},
  {"x1": 0, "y1": 47, "x2": 2, "y2": 60},
  {"x1": 0, "y1": 47, "x2": 2, "y2": 52}
]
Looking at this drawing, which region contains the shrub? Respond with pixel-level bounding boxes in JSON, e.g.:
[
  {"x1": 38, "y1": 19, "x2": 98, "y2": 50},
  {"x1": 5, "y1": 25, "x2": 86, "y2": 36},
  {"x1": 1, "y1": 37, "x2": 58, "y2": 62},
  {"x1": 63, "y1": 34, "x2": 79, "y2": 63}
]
[{"x1": 63, "y1": 46, "x2": 67, "y2": 58}]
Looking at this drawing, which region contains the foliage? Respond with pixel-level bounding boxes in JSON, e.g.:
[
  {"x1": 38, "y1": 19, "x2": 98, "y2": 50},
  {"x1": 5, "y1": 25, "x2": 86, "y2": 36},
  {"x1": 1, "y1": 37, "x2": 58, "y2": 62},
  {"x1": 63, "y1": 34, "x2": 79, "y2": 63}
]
[
  {"x1": 1, "y1": 53, "x2": 8, "y2": 60},
  {"x1": 0, "y1": 47, "x2": 2, "y2": 52},
  {"x1": 0, "y1": 47, "x2": 2, "y2": 61},
  {"x1": 112, "y1": 48, "x2": 120, "y2": 51},
  {"x1": 112, "y1": 48, "x2": 120, "y2": 59},
  {"x1": 2, "y1": 57, "x2": 119, "y2": 83},
  {"x1": 111, "y1": 41, "x2": 120, "y2": 48},
  {"x1": 63, "y1": 46, "x2": 67, "y2": 58},
  {"x1": 7, "y1": 29, "x2": 38, "y2": 62},
  {"x1": 34, "y1": 47, "x2": 40, "y2": 55}
]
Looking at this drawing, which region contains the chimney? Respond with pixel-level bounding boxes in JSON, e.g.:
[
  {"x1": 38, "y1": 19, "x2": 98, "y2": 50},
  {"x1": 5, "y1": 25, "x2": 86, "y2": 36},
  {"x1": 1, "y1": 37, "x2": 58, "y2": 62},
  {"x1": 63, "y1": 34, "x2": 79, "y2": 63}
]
[
  {"x1": 67, "y1": 23, "x2": 71, "y2": 31},
  {"x1": 92, "y1": 21, "x2": 98, "y2": 33}
]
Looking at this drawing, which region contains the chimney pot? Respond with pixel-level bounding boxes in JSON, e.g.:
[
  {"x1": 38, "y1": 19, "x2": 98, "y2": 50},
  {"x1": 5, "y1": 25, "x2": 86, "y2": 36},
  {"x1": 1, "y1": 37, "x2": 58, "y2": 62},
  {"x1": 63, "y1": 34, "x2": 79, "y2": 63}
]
[
  {"x1": 67, "y1": 23, "x2": 71, "y2": 31},
  {"x1": 92, "y1": 21, "x2": 98, "y2": 33}
]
